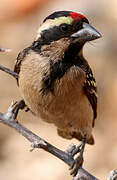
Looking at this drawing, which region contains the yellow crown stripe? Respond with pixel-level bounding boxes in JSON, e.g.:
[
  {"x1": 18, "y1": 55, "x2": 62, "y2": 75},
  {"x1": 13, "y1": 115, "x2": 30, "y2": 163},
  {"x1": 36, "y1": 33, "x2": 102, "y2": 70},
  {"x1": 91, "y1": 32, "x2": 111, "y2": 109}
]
[{"x1": 54, "y1": 16, "x2": 73, "y2": 26}]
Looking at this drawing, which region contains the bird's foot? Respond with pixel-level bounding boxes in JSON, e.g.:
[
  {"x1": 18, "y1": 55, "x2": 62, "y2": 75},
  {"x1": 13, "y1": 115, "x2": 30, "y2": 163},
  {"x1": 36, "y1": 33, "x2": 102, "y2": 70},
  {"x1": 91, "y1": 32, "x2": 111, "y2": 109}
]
[
  {"x1": 70, "y1": 142, "x2": 83, "y2": 156},
  {"x1": 11, "y1": 100, "x2": 26, "y2": 120},
  {"x1": 70, "y1": 151, "x2": 84, "y2": 176},
  {"x1": 69, "y1": 135, "x2": 87, "y2": 177},
  {"x1": 3, "y1": 100, "x2": 26, "y2": 121}
]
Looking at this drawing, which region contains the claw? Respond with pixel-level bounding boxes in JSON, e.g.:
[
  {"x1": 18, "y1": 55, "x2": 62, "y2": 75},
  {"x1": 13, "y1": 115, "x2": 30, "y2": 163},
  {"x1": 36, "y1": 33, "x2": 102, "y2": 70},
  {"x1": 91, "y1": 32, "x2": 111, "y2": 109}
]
[
  {"x1": 71, "y1": 142, "x2": 82, "y2": 157},
  {"x1": 69, "y1": 135, "x2": 87, "y2": 177},
  {"x1": 70, "y1": 154, "x2": 83, "y2": 176},
  {"x1": 12, "y1": 100, "x2": 26, "y2": 119},
  {"x1": 3, "y1": 100, "x2": 26, "y2": 121}
]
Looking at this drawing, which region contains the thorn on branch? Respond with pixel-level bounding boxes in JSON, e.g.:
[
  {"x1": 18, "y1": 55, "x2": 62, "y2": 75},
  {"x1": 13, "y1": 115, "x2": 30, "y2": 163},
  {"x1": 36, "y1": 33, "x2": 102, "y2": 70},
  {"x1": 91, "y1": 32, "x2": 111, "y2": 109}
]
[{"x1": 30, "y1": 140, "x2": 47, "y2": 152}]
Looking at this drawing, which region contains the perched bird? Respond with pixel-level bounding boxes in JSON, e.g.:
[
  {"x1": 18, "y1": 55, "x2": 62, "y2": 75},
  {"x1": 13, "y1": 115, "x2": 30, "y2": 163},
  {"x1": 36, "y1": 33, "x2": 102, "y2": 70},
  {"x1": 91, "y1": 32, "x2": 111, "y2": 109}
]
[{"x1": 14, "y1": 11, "x2": 101, "y2": 175}]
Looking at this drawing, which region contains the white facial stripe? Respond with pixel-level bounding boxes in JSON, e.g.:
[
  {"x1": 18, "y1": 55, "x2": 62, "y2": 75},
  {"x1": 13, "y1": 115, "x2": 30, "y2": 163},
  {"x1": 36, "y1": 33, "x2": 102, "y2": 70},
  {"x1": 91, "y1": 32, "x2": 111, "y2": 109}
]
[{"x1": 36, "y1": 16, "x2": 73, "y2": 39}]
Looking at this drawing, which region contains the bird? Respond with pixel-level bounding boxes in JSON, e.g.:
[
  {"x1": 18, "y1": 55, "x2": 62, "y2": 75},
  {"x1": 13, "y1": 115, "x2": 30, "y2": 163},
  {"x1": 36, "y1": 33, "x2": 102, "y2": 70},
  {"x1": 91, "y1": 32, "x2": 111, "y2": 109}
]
[{"x1": 14, "y1": 11, "x2": 101, "y2": 175}]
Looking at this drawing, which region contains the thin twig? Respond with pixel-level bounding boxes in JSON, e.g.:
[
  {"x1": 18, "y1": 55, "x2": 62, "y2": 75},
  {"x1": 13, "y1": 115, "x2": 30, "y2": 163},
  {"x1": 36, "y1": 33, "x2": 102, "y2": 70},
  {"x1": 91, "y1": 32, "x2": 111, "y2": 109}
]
[
  {"x1": 0, "y1": 47, "x2": 11, "y2": 52},
  {"x1": 0, "y1": 64, "x2": 18, "y2": 79},
  {"x1": 0, "y1": 47, "x2": 17, "y2": 79}
]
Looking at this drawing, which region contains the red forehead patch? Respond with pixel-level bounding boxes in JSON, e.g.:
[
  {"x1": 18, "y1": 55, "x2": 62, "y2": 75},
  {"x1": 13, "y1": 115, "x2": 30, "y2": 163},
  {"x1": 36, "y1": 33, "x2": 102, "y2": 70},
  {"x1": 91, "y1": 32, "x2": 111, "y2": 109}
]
[{"x1": 69, "y1": 12, "x2": 86, "y2": 21}]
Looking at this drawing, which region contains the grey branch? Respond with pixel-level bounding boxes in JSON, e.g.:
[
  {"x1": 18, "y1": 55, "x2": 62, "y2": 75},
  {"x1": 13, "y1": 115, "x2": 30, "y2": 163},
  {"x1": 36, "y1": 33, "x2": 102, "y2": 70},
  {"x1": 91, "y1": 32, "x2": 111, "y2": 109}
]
[
  {"x1": 0, "y1": 64, "x2": 18, "y2": 79},
  {"x1": 0, "y1": 101, "x2": 99, "y2": 180}
]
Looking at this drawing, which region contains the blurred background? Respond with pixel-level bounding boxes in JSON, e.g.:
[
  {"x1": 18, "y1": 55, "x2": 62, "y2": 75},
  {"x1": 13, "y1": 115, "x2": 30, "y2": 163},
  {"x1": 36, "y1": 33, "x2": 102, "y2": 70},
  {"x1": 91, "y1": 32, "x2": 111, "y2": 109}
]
[{"x1": 0, "y1": 0, "x2": 116, "y2": 179}]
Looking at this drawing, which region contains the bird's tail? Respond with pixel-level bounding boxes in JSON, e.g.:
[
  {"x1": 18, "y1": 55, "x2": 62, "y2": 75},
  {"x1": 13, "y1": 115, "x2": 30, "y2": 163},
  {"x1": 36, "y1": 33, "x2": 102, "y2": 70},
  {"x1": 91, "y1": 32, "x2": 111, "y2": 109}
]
[
  {"x1": 87, "y1": 135, "x2": 95, "y2": 145},
  {"x1": 73, "y1": 132, "x2": 95, "y2": 145},
  {"x1": 57, "y1": 129, "x2": 95, "y2": 145}
]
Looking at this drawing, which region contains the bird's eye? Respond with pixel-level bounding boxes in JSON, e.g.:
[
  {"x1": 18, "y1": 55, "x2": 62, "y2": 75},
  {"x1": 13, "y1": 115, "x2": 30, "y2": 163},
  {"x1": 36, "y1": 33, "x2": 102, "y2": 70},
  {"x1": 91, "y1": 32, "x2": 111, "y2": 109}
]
[{"x1": 60, "y1": 24, "x2": 69, "y2": 32}]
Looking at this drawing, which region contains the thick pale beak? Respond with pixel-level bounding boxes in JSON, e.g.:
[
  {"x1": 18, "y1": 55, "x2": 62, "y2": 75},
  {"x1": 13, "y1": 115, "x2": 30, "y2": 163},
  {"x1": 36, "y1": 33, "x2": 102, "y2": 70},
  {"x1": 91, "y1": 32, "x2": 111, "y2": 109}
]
[{"x1": 71, "y1": 22, "x2": 102, "y2": 41}]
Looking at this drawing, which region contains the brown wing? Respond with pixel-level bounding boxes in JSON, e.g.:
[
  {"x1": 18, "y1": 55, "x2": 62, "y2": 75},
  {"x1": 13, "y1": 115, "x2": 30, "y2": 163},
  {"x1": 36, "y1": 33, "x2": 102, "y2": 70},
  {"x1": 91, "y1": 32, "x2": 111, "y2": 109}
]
[
  {"x1": 14, "y1": 47, "x2": 31, "y2": 110},
  {"x1": 14, "y1": 47, "x2": 30, "y2": 76},
  {"x1": 83, "y1": 66, "x2": 97, "y2": 127}
]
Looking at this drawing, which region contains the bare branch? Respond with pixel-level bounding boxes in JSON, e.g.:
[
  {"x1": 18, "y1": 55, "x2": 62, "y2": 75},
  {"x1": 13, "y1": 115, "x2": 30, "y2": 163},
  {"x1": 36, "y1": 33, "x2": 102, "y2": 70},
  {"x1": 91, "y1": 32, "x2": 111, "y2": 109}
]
[
  {"x1": 73, "y1": 168, "x2": 99, "y2": 180},
  {"x1": 0, "y1": 64, "x2": 18, "y2": 79},
  {"x1": 0, "y1": 102, "x2": 99, "y2": 180}
]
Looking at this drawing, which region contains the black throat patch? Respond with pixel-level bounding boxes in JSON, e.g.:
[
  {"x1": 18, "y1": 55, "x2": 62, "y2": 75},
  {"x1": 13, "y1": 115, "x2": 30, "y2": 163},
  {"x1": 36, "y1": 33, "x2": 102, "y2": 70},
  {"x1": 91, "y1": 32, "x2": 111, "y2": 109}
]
[{"x1": 41, "y1": 43, "x2": 84, "y2": 93}]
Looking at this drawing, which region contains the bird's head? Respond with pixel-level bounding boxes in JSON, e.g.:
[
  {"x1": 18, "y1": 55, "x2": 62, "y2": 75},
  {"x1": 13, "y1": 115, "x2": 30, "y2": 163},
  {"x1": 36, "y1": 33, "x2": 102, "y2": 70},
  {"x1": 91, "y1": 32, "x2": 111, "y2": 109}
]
[{"x1": 35, "y1": 11, "x2": 101, "y2": 46}]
